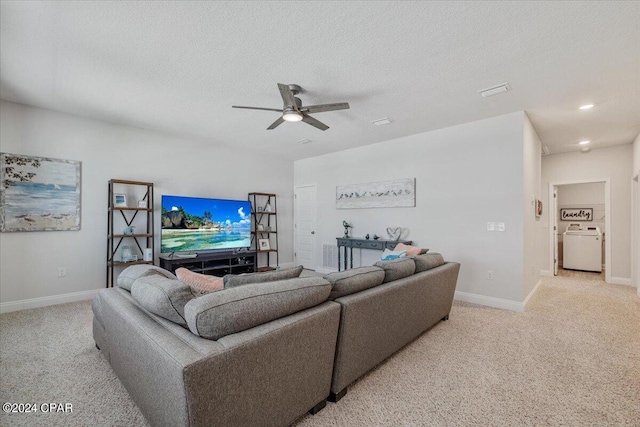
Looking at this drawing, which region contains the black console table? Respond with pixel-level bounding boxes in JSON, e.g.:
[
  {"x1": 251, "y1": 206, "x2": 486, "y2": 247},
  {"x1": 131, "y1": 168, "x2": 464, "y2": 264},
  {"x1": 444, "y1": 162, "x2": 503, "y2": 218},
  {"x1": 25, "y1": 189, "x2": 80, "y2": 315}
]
[
  {"x1": 336, "y1": 237, "x2": 412, "y2": 271},
  {"x1": 159, "y1": 251, "x2": 256, "y2": 276}
]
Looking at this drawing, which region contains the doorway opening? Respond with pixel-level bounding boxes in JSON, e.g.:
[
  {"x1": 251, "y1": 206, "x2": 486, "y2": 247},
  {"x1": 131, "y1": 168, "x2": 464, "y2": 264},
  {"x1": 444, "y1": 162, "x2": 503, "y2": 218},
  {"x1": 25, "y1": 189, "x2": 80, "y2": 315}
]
[{"x1": 549, "y1": 179, "x2": 611, "y2": 283}]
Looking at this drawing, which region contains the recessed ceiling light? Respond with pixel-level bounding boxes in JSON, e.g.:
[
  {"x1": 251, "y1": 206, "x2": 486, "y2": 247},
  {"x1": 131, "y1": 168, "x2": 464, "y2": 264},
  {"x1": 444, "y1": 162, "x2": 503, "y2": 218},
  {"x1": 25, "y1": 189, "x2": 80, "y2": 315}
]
[
  {"x1": 478, "y1": 83, "x2": 511, "y2": 97},
  {"x1": 579, "y1": 104, "x2": 594, "y2": 110},
  {"x1": 578, "y1": 140, "x2": 590, "y2": 145},
  {"x1": 372, "y1": 118, "x2": 393, "y2": 126},
  {"x1": 297, "y1": 138, "x2": 312, "y2": 144}
]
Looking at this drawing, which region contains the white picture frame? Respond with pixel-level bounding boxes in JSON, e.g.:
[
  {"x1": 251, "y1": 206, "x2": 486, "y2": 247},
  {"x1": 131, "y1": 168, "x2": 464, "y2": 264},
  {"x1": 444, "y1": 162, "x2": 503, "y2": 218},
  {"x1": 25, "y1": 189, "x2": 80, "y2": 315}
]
[
  {"x1": 114, "y1": 193, "x2": 127, "y2": 208},
  {"x1": 258, "y1": 238, "x2": 270, "y2": 251}
]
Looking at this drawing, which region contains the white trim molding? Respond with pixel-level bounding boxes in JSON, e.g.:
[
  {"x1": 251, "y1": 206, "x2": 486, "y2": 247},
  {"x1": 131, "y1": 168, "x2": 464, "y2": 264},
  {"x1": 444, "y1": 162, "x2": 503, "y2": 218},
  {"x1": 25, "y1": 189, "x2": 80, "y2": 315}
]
[
  {"x1": 0, "y1": 289, "x2": 101, "y2": 314},
  {"x1": 523, "y1": 279, "x2": 543, "y2": 309},
  {"x1": 454, "y1": 291, "x2": 525, "y2": 313},
  {"x1": 609, "y1": 277, "x2": 632, "y2": 286},
  {"x1": 540, "y1": 270, "x2": 552, "y2": 277}
]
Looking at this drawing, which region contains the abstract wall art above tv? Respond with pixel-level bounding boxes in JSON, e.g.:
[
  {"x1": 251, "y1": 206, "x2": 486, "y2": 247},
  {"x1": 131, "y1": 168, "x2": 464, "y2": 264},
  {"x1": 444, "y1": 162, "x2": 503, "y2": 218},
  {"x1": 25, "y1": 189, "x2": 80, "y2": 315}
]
[{"x1": 161, "y1": 195, "x2": 252, "y2": 253}]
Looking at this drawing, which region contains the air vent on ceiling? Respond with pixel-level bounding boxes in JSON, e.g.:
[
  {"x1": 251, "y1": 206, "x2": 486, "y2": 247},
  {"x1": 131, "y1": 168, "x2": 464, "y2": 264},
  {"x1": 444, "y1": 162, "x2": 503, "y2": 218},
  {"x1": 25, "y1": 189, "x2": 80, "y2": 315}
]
[
  {"x1": 372, "y1": 118, "x2": 393, "y2": 126},
  {"x1": 297, "y1": 138, "x2": 312, "y2": 144},
  {"x1": 478, "y1": 83, "x2": 511, "y2": 97}
]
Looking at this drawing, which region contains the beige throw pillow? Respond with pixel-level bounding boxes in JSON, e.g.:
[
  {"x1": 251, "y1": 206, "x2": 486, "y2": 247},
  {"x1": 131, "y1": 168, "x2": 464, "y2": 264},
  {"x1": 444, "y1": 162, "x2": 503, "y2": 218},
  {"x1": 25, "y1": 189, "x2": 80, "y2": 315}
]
[{"x1": 176, "y1": 268, "x2": 224, "y2": 294}]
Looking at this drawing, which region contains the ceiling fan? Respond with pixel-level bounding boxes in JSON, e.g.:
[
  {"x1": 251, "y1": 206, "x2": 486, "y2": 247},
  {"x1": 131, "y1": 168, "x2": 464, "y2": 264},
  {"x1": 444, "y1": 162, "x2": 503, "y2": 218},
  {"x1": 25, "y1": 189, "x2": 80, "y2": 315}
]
[{"x1": 232, "y1": 83, "x2": 350, "y2": 131}]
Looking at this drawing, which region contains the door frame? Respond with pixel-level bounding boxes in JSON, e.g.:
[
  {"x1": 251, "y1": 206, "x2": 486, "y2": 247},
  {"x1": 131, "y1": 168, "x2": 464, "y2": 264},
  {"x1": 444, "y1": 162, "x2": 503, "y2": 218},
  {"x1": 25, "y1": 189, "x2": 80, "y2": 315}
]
[
  {"x1": 548, "y1": 178, "x2": 611, "y2": 283},
  {"x1": 632, "y1": 173, "x2": 639, "y2": 295},
  {"x1": 293, "y1": 184, "x2": 317, "y2": 269}
]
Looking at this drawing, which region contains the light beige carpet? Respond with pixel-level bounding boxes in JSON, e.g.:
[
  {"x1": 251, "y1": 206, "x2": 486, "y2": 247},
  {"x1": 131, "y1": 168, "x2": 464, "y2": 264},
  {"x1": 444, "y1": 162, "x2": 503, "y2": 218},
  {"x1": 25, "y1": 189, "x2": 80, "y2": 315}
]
[{"x1": 1, "y1": 276, "x2": 638, "y2": 426}]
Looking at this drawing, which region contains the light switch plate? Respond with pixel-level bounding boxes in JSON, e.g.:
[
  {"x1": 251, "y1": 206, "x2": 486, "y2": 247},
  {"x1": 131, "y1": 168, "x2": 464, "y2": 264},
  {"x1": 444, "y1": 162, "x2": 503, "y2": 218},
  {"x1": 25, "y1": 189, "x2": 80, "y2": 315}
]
[
  {"x1": 487, "y1": 222, "x2": 496, "y2": 231},
  {"x1": 498, "y1": 223, "x2": 505, "y2": 232}
]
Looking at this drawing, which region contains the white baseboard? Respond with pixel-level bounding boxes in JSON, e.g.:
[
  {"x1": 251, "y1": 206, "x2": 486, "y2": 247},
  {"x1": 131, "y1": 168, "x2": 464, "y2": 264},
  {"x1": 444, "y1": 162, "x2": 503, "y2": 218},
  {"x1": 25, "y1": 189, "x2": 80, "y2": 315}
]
[
  {"x1": 0, "y1": 289, "x2": 101, "y2": 314},
  {"x1": 454, "y1": 291, "x2": 524, "y2": 312},
  {"x1": 523, "y1": 279, "x2": 543, "y2": 309},
  {"x1": 540, "y1": 270, "x2": 552, "y2": 277},
  {"x1": 609, "y1": 276, "x2": 632, "y2": 286}
]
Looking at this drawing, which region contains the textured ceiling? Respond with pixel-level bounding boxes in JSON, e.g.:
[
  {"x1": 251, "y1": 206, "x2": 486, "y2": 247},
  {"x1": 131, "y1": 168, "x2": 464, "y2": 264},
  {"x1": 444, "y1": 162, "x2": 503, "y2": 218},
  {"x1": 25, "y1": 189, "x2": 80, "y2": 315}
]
[{"x1": 1, "y1": 1, "x2": 639, "y2": 160}]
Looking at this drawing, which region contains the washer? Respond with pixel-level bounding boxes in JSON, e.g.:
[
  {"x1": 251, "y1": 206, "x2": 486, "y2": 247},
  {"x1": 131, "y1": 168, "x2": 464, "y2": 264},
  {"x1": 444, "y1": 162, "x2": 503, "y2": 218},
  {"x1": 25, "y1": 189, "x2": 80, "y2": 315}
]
[{"x1": 563, "y1": 225, "x2": 602, "y2": 272}]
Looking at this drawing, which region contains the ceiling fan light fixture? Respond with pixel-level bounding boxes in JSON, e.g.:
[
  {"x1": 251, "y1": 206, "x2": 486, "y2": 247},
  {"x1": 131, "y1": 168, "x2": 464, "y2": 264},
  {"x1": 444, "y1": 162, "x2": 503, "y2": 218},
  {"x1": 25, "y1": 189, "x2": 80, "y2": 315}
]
[{"x1": 283, "y1": 110, "x2": 303, "y2": 122}]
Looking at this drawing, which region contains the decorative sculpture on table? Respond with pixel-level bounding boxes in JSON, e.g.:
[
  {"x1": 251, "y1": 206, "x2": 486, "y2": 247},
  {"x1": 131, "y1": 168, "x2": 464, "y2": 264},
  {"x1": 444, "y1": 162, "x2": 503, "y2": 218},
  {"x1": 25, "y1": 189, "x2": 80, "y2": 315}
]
[
  {"x1": 386, "y1": 227, "x2": 403, "y2": 241},
  {"x1": 373, "y1": 234, "x2": 380, "y2": 240},
  {"x1": 342, "y1": 220, "x2": 353, "y2": 238}
]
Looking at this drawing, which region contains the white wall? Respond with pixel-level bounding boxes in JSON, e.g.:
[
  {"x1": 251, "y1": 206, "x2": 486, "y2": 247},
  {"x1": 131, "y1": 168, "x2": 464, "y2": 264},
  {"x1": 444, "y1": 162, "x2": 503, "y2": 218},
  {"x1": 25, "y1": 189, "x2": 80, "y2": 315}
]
[
  {"x1": 541, "y1": 145, "x2": 632, "y2": 282},
  {"x1": 295, "y1": 111, "x2": 529, "y2": 307},
  {"x1": 0, "y1": 101, "x2": 294, "y2": 308},
  {"x1": 522, "y1": 113, "x2": 542, "y2": 300}
]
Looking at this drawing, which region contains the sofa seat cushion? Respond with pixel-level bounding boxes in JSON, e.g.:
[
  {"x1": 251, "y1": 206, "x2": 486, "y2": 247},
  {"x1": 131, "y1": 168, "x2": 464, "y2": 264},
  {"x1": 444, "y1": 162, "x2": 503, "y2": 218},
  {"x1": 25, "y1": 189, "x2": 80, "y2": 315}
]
[
  {"x1": 324, "y1": 267, "x2": 385, "y2": 300},
  {"x1": 131, "y1": 275, "x2": 195, "y2": 326},
  {"x1": 176, "y1": 268, "x2": 224, "y2": 294},
  {"x1": 411, "y1": 253, "x2": 445, "y2": 273},
  {"x1": 223, "y1": 265, "x2": 304, "y2": 288},
  {"x1": 374, "y1": 258, "x2": 416, "y2": 283},
  {"x1": 117, "y1": 264, "x2": 177, "y2": 291},
  {"x1": 185, "y1": 277, "x2": 331, "y2": 340}
]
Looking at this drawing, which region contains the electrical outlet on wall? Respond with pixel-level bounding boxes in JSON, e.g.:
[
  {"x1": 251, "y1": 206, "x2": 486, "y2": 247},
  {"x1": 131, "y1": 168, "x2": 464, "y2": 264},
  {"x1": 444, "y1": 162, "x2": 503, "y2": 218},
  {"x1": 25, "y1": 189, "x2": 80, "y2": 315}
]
[
  {"x1": 486, "y1": 270, "x2": 494, "y2": 280},
  {"x1": 58, "y1": 267, "x2": 66, "y2": 278}
]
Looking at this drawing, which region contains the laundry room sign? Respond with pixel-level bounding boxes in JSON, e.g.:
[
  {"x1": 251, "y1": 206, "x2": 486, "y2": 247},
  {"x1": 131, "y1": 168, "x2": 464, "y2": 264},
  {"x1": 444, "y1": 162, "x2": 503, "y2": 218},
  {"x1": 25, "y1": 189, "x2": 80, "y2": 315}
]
[{"x1": 560, "y1": 208, "x2": 593, "y2": 221}]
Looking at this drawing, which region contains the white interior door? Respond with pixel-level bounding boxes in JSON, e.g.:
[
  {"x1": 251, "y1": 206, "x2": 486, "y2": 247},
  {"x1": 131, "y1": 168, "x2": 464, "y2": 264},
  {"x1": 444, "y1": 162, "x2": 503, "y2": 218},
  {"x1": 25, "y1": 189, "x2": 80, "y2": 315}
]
[
  {"x1": 553, "y1": 186, "x2": 559, "y2": 275},
  {"x1": 294, "y1": 185, "x2": 317, "y2": 270}
]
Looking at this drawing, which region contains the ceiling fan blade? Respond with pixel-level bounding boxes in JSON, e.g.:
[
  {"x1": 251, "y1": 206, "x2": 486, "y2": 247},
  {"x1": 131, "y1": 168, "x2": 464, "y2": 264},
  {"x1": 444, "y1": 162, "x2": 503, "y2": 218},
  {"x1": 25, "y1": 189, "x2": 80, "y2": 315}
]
[
  {"x1": 267, "y1": 117, "x2": 285, "y2": 130},
  {"x1": 302, "y1": 114, "x2": 329, "y2": 131},
  {"x1": 277, "y1": 83, "x2": 299, "y2": 111},
  {"x1": 301, "y1": 102, "x2": 350, "y2": 114},
  {"x1": 232, "y1": 106, "x2": 283, "y2": 112}
]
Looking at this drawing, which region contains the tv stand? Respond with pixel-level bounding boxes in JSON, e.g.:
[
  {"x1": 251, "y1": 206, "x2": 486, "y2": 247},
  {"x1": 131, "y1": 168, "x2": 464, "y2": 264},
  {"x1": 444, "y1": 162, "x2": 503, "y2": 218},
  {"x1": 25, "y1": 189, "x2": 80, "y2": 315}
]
[{"x1": 159, "y1": 251, "x2": 256, "y2": 276}]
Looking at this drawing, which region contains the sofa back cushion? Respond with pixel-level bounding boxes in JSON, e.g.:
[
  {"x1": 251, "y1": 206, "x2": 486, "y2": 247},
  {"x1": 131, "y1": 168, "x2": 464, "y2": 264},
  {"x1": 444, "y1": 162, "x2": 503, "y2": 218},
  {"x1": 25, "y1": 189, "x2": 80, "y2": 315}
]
[
  {"x1": 374, "y1": 258, "x2": 416, "y2": 283},
  {"x1": 185, "y1": 277, "x2": 331, "y2": 340},
  {"x1": 411, "y1": 253, "x2": 445, "y2": 273},
  {"x1": 223, "y1": 265, "x2": 304, "y2": 288},
  {"x1": 131, "y1": 275, "x2": 195, "y2": 326},
  {"x1": 324, "y1": 267, "x2": 385, "y2": 300},
  {"x1": 117, "y1": 264, "x2": 177, "y2": 291}
]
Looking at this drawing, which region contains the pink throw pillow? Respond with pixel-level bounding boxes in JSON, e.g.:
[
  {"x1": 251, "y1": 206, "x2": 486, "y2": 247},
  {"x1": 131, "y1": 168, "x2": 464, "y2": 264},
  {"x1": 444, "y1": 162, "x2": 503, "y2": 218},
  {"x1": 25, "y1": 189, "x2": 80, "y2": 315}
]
[
  {"x1": 176, "y1": 268, "x2": 224, "y2": 294},
  {"x1": 394, "y1": 243, "x2": 427, "y2": 256}
]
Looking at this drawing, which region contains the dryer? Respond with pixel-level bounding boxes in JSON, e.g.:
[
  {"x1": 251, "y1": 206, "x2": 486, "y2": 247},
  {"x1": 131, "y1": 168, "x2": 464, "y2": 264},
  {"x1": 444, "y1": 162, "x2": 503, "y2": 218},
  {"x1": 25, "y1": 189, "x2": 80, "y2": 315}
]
[{"x1": 563, "y1": 225, "x2": 602, "y2": 272}]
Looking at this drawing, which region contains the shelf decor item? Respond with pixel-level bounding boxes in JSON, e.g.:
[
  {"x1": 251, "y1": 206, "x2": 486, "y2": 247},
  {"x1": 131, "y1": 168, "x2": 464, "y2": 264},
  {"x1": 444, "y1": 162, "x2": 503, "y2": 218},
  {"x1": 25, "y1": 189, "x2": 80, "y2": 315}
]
[
  {"x1": 138, "y1": 200, "x2": 148, "y2": 208},
  {"x1": 0, "y1": 152, "x2": 81, "y2": 232},
  {"x1": 114, "y1": 194, "x2": 127, "y2": 208},
  {"x1": 258, "y1": 238, "x2": 271, "y2": 251}
]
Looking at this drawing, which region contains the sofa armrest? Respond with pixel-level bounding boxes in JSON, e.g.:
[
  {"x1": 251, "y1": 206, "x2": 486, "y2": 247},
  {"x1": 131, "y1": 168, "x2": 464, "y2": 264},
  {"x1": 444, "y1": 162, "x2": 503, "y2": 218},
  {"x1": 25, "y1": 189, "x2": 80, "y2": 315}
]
[{"x1": 331, "y1": 262, "x2": 460, "y2": 394}]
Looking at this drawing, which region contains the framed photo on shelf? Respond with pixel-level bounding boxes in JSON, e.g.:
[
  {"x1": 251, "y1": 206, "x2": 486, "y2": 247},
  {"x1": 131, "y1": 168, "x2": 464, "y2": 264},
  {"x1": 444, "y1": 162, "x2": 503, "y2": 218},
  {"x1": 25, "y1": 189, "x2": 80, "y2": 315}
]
[
  {"x1": 257, "y1": 224, "x2": 265, "y2": 231},
  {"x1": 137, "y1": 200, "x2": 147, "y2": 208},
  {"x1": 258, "y1": 238, "x2": 271, "y2": 251},
  {"x1": 114, "y1": 194, "x2": 127, "y2": 208}
]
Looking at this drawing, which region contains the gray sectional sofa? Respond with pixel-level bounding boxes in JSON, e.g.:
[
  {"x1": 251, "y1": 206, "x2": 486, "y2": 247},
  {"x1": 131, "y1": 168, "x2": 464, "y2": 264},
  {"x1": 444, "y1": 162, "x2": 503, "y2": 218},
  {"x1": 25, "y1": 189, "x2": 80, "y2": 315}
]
[{"x1": 92, "y1": 254, "x2": 460, "y2": 426}]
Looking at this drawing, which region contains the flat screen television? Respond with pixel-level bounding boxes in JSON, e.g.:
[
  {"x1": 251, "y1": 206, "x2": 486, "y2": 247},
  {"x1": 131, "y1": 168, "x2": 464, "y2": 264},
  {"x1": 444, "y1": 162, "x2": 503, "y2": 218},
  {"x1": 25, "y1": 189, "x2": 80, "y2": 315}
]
[{"x1": 161, "y1": 195, "x2": 252, "y2": 254}]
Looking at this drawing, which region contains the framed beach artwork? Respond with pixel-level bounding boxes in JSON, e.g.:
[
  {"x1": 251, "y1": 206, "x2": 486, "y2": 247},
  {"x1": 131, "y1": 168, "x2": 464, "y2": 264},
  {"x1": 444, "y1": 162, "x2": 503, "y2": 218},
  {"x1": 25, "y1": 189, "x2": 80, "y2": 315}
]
[
  {"x1": 336, "y1": 178, "x2": 416, "y2": 209},
  {"x1": 0, "y1": 153, "x2": 81, "y2": 232}
]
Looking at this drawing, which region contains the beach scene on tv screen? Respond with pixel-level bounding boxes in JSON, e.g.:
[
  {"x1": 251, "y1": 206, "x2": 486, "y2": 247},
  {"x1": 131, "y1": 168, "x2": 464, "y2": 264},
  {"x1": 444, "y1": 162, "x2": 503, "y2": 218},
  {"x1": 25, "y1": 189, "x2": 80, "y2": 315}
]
[{"x1": 161, "y1": 196, "x2": 251, "y2": 253}]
